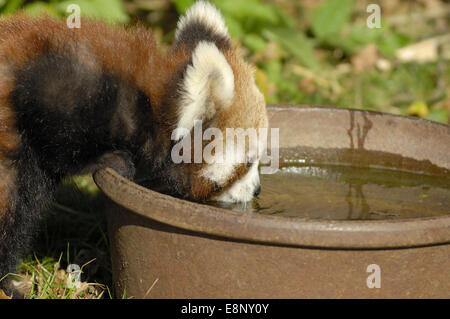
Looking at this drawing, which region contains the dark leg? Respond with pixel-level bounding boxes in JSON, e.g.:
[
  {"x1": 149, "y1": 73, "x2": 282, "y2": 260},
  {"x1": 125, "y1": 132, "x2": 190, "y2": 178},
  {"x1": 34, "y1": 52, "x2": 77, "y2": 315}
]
[
  {"x1": 81, "y1": 150, "x2": 136, "y2": 180},
  {"x1": 0, "y1": 145, "x2": 58, "y2": 298}
]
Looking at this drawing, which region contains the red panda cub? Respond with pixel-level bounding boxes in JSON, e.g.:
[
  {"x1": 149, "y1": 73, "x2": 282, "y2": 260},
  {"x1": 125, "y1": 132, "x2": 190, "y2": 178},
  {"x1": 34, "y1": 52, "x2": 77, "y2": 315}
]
[{"x1": 0, "y1": 1, "x2": 268, "y2": 294}]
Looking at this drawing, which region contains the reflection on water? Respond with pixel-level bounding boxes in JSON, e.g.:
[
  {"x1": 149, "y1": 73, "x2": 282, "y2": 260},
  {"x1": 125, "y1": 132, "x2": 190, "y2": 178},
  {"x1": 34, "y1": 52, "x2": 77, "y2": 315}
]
[{"x1": 212, "y1": 164, "x2": 450, "y2": 220}]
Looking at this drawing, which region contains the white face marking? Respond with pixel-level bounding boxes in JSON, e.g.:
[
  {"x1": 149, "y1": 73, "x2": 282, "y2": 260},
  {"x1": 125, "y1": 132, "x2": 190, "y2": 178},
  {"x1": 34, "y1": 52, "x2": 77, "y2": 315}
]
[
  {"x1": 201, "y1": 131, "x2": 264, "y2": 203},
  {"x1": 200, "y1": 136, "x2": 244, "y2": 186},
  {"x1": 201, "y1": 162, "x2": 237, "y2": 187},
  {"x1": 214, "y1": 161, "x2": 260, "y2": 203}
]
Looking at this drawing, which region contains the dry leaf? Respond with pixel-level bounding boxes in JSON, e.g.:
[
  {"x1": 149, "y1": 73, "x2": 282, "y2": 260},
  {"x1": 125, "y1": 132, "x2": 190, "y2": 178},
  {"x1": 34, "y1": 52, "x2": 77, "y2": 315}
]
[
  {"x1": 352, "y1": 44, "x2": 378, "y2": 74},
  {"x1": 376, "y1": 59, "x2": 392, "y2": 71},
  {"x1": 299, "y1": 77, "x2": 316, "y2": 94},
  {"x1": 407, "y1": 101, "x2": 429, "y2": 117},
  {"x1": 396, "y1": 40, "x2": 438, "y2": 63},
  {"x1": 0, "y1": 289, "x2": 12, "y2": 299}
]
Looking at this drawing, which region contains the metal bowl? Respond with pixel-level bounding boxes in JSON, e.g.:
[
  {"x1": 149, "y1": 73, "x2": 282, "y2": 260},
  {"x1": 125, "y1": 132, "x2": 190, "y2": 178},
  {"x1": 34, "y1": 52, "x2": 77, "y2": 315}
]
[{"x1": 94, "y1": 105, "x2": 450, "y2": 298}]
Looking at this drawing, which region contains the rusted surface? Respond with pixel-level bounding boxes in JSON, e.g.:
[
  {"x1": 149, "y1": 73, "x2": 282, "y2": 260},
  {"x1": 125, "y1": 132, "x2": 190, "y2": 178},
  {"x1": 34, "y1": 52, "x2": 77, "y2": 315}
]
[
  {"x1": 94, "y1": 105, "x2": 450, "y2": 298},
  {"x1": 269, "y1": 105, "x2": 450, "y2": 170}
]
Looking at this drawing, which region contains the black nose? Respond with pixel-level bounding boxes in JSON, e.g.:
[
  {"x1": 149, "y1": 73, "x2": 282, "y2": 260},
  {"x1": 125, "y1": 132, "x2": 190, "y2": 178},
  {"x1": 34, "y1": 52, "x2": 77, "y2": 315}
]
[{"x1": 253, "y1": 185, "x2": 261, "y2": 197}]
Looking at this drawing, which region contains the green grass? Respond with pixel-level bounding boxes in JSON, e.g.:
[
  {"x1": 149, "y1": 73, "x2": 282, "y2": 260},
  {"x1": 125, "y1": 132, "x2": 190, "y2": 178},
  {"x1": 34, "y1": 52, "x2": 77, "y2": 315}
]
[
  {"x1": 11, "y1": 252, "x2": 107, "y2": 299},
  {"x1": 2, "y1": 176, "x2": 114, "y2": 299}
]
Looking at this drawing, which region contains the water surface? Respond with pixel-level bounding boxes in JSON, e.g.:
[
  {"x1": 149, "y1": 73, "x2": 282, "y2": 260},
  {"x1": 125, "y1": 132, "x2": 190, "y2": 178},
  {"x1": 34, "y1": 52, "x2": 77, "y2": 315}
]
[{"x1": 213, "y1": 164, "x2": 450, "y2": 220}]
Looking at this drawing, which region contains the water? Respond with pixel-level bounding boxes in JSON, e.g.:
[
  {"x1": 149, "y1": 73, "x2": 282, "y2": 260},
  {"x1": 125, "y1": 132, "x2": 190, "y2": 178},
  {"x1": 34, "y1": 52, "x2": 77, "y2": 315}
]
[{"x1": 213, "y1": 164, "x2": 450, "y2": 220}]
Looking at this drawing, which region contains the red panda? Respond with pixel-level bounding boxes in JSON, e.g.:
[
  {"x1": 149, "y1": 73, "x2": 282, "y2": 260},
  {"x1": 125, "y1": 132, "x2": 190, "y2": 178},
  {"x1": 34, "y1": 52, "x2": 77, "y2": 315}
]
[{"x1": 0, "y1": 1, "x2": 268, "y2": 295}]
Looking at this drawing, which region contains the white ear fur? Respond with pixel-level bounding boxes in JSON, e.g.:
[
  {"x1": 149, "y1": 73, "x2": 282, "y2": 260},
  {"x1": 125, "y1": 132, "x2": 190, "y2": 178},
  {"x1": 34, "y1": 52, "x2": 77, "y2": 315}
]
[
  {"x1": 175, "y1": 41, "x2": 235, "y2": 140},
  {"x1": 175, "y1": 1, "x2": 230, "y2": 41}
]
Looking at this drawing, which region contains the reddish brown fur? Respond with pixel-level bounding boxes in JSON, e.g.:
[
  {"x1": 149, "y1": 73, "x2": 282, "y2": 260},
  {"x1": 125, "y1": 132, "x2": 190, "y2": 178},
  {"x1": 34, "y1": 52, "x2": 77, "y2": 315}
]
[
  {"x1": 0, "y1": 9, "x2": 269, "y2": 294},
  {"x1": 0, "y1": 14, "x2": 189, "y2": 121},
  {"x1": 0, "y1": 13, "x2": 266, "y2": 205},
  {"x1": 189, "y1": 49, "x2": 268, "y2": 196},
  {"x1": 0, "y1": 15, "x2": 194, "y2": 227}
]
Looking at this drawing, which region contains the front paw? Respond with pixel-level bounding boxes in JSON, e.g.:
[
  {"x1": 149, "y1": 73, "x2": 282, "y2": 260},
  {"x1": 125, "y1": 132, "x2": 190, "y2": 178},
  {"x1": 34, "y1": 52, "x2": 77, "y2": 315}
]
[
  {"x1": 95, "y1": 151, "x2": 136, "y2": 180},
  {"x1": 110, "y1": 151, "x2": 136, "y2": 180}
]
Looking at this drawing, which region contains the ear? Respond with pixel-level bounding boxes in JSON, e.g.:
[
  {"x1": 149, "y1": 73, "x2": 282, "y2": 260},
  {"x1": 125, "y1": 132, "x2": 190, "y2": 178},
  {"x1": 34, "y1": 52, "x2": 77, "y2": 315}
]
[
  {"x1": 175, "y1": 1, "x2": 231, "y2": 50},
  {"x1": 174, "y1": 41, "x2": 235, "y2": 140}
]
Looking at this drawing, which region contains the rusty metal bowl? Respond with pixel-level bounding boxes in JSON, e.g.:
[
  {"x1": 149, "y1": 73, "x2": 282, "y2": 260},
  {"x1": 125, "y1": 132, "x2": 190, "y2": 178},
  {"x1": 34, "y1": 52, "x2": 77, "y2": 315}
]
[{"x1": 94, "y1": 105, "x2": 450, "y2": 298}]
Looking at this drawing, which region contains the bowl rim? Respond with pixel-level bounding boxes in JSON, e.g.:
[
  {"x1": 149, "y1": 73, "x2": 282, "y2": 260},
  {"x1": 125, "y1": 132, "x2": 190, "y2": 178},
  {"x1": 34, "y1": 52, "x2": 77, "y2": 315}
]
[
  {"x1": 94, "y1": 167, "x2": 450, "y2": 249},
  {"x1": 94, "y1": 106, "x2": 450, "y2": 249},
  {"x1": 267, "y1": 104, "x2": 450, "y2": 128}
]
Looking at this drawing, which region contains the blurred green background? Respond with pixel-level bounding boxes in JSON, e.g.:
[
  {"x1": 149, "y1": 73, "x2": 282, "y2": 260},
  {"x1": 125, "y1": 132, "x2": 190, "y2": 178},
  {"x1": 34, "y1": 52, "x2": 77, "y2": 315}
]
[{"x1": 1, "y1": 0, "x2": 449, "y2": 123}]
